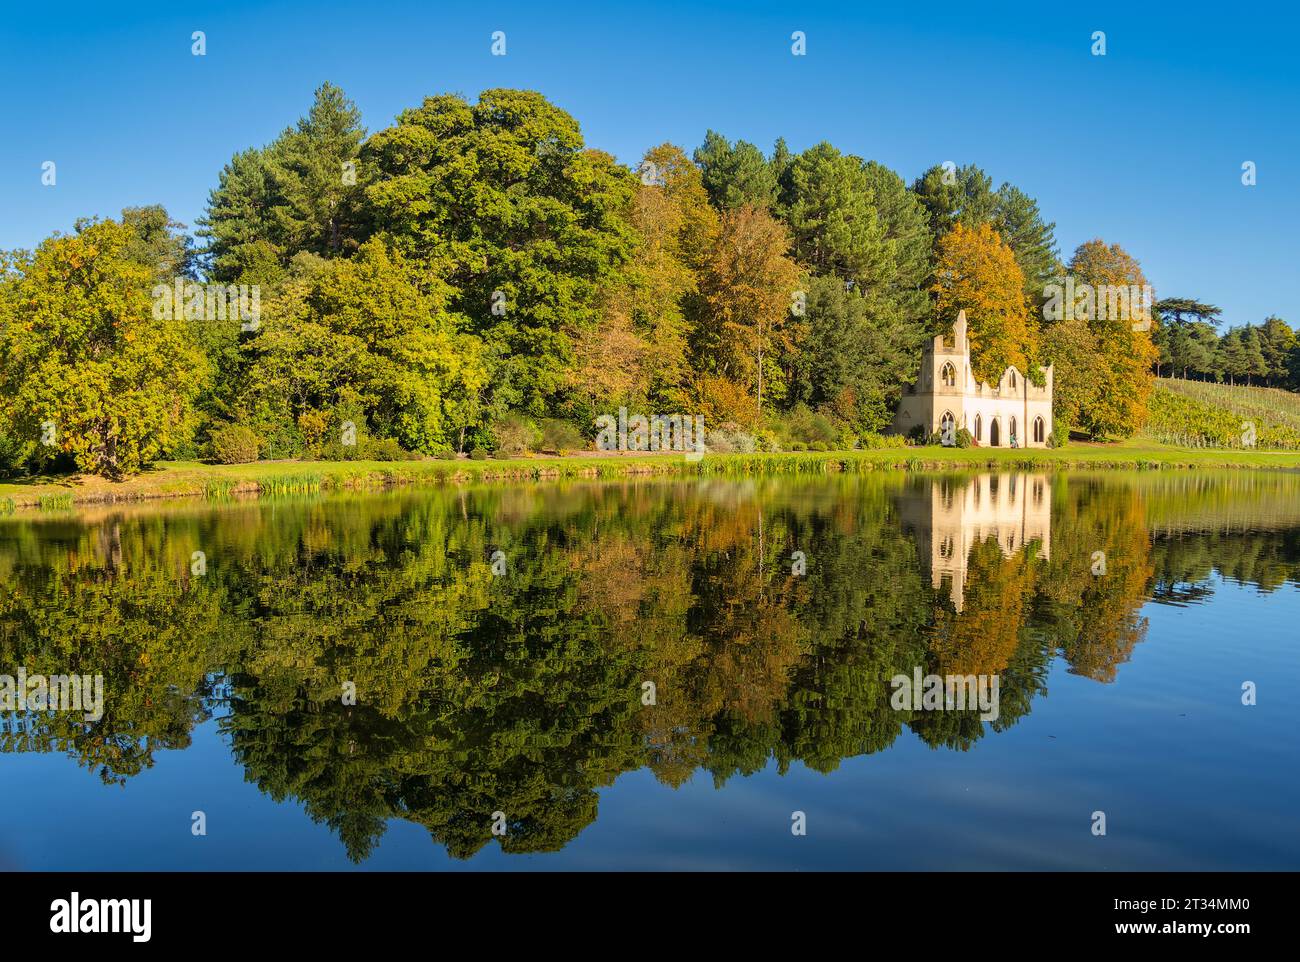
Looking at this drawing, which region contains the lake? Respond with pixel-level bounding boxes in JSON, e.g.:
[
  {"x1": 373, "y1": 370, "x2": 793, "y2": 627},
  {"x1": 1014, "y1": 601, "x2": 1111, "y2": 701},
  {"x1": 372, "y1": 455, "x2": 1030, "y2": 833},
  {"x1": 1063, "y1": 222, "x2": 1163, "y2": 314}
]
[{"x1": 1, "y1": 470, "x2": 1297, "y2": 870}]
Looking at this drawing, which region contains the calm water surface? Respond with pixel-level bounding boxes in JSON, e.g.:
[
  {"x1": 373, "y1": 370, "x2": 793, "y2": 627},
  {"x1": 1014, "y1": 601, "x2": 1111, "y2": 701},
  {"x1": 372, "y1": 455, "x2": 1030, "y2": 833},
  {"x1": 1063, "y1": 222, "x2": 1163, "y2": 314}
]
[{"x1": 1, "y1": 470, "x2": 1297, "y2": 870}]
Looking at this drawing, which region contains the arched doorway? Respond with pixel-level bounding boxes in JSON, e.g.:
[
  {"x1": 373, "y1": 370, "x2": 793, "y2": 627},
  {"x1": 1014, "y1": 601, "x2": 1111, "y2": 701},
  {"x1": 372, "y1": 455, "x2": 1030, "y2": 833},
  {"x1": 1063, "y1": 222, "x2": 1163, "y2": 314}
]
[{"x1": 989, "y1": 418, "x2": 1001, "y2": 447}]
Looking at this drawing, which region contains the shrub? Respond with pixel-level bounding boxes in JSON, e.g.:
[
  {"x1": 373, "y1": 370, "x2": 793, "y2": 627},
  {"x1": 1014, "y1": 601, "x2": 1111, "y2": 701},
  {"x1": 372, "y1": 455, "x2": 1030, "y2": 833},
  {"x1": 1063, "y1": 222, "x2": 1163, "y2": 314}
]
[
  {"x1": 955, "y1": 428, "x2": 974, "y2": 449},
  {"x1": 539, "y1": 418, "x2": 586, "y2": 454},
  {"x1": 469, "y1": 448, "x2": 489, "y2": 461},
  {"x1": 809, "y1": 441, "x2": 829, "y2": 452},
  {"x1": 707, "y1": 421, "x2": 756, "y2": 454},
  {"x1": 492, "y1": 414, "x2": 541, "y2": 457},
  {"x1": 860, "y1": 432, "x2": 907, "y2": 449},
  {"x1": 790, "y1": 441, "x2": 808, "y2": 452},
  {"x1": 434, "y1": 448, "x2": 459, "y2": 460},
  {"x1": 771, "y1": 404, "x2": 845, "y2": 449},
  {"x1": 209, "y1": 424, "x2": 260, "y2": 464},
  {"x1": 0, "y1": 431, "x2": 33, "y2": 479},
  {"x1": 366, "y1": 437, "x2": 417, "y2": 461},
  {"x1": 164, "y1": 439, "x2": 201, "y2": 461}
]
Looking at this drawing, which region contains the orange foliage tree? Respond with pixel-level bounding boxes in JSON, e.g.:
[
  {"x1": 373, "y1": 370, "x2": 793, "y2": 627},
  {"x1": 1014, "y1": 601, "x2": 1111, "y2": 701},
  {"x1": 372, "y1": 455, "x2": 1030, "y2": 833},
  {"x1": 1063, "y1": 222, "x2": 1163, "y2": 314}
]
[{"x1": 931, "y1": 221, "x2": 1037, "y2": 385}]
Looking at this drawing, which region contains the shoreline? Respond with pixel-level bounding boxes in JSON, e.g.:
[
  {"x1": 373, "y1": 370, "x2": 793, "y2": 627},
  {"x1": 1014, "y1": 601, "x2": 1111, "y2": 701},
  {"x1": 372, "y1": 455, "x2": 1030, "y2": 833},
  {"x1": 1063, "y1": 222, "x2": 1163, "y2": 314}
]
[{"x1": 4, "y1": 444, "x2": 1300, "y2": 513}]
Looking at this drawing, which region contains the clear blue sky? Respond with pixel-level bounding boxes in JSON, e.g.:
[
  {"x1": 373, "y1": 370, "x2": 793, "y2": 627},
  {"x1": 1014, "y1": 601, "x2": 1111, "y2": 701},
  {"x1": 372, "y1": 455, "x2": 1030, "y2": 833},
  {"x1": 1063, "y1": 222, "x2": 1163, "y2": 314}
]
[{"x1": 1, "y1": 0, "x2": 1295, "y2": 327}]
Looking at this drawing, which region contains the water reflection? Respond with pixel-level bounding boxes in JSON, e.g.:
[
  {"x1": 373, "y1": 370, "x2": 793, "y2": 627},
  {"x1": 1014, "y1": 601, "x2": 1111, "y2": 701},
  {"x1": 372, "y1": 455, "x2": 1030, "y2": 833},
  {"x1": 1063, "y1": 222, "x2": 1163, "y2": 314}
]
[
  {"x1": 1, "y1": 471, "x2": 1299, "y2": 863},
  {"x1": 899, "y1": 472, "x2": 1051, "y2": 612}
]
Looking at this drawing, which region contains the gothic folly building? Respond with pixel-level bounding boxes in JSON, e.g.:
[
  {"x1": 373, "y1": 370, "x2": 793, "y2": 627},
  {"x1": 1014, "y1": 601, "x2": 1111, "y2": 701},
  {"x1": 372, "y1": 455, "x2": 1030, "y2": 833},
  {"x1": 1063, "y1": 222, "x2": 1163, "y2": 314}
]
[{"x1": 890, "y1": 311, "x2": 1053, "y2": 448}]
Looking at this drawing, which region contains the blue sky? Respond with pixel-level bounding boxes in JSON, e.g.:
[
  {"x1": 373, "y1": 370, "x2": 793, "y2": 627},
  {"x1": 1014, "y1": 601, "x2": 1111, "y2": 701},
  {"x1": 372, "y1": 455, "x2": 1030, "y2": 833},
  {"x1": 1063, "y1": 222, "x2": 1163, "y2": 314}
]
[{"x1": 1, "y1": 0, "x2": 1295, "y2": 326}]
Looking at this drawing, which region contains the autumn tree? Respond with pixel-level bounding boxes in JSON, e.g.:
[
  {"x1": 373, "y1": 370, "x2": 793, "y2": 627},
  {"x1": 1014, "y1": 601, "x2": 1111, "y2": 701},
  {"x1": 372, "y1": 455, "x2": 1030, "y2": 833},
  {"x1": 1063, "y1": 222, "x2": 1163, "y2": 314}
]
[
  {"x1": 696, "y1": 206, "x2": 799, "y2": 422},
  {"x1": 913, "y1": 163, "x2": 1058, "y2": 301},
  {"x1": 1043, "y1": 240, "x2": 1158, "y2": 438},
  {"x1": 572, "y1": 143, "x2": 719, "y2": 414},
  {"x1": 931, "y1": 221, "x2": 1037, "y2": 384}
]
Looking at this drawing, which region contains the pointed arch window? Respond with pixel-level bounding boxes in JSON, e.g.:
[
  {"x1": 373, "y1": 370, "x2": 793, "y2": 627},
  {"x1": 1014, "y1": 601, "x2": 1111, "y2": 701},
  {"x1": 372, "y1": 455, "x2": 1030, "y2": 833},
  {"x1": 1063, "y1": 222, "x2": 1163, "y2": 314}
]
[
  {"x1": 1034, "y1": 416, "x2": 1045, "y2": 443},
  {"x1": 940, "y1": 411, "x2": 955, "y2": 440},
  {"x1": 1010, "y1": 370, "x2": 1017, "y2": 390},
  {"x1": 940, "y1": 362, "x2": 956, "y2": 387},
  {"x1": 974, "y1": 414, "x2": 982, "y2": 441}
]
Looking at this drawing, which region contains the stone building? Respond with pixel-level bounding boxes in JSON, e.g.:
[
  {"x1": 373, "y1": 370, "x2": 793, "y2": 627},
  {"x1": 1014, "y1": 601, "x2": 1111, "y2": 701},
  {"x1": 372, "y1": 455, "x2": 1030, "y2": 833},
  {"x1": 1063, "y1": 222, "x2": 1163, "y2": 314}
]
[{"x1": 890, "y1": 311, "x2": 1053, "y2": 447}]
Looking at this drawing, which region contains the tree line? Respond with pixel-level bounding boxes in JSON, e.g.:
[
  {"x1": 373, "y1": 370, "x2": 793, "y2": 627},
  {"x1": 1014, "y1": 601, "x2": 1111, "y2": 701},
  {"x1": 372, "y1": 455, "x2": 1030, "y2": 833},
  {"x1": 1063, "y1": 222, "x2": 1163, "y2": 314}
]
[
  {"x1": 1154, "y1": 299, "x2": 1299, "y2": 387},
  {"x1": 0, "y1": 82, "x2": 1292, "y2": 477}
]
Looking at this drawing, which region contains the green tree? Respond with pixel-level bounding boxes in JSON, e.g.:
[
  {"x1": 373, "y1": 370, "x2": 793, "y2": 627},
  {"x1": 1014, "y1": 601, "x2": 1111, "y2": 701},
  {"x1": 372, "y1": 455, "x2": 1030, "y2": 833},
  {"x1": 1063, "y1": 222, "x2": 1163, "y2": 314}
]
[
  {"x1": 1258, "y1": 316, "x2": 1296, "y2": 386},
  {"x1": 912, "y1": 164, "x2": 1057, "y2": 300},
  {"x1": 786, "y1": 274, "x2": 914, "y2": 432},
  {"x1": 242, "y1": 239, "x2": 489, "y2": 453},
  {"x1": 777, "y1": 142, "x2": 888, "y2": 283},
  {"x1": 363, "y1": 89, "x2": 636, "y2": 413},
  {"x1": 199, "y1": 83, "x2": 367, "y2": 282},
  {"x1": 0, "y1": 219, "x2": 207, "y2": 477},
  {"x1": 693, "y1": 131, "x2": 779, "y2": 210}
]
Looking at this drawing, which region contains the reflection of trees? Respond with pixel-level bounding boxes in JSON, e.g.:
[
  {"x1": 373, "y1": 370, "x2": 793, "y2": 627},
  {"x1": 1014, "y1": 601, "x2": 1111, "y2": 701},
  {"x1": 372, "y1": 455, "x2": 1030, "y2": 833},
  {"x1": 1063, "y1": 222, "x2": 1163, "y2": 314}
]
[
  {"x1": 1, "y1": 474, "x2": 1295, "y2": 859},
  {"x1": 1035, "y1": 479, "x2": 1153, "y2": 681}
]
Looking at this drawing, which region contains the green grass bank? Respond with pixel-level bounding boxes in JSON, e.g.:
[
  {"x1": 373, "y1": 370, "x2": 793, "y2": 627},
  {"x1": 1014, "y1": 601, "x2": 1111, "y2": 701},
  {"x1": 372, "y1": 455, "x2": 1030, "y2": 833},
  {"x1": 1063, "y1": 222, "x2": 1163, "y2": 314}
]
[{"x1": 5, "y1": 440, "x2": 1300, "y2": 513}]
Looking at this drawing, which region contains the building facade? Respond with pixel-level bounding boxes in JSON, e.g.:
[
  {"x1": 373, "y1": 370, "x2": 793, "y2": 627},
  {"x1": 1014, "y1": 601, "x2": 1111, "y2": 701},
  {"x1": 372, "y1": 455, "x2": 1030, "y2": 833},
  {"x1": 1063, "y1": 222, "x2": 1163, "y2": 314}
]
[{"x1": 890, "y1": 310, "x2": 1053, "y2": 447}]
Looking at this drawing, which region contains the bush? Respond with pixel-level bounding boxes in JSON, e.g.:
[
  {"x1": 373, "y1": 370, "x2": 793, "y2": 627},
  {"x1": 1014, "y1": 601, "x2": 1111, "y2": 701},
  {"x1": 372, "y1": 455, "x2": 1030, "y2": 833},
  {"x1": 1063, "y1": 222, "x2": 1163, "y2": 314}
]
[
  {"x1": 707, "y1": 422, "x2": 756, "y2": 454},
  {"x1": 539, "y1": 418, "x2": 586, "y2": 454},
  {"x1": 0, "y1": 431, "x2": 33, "y2": 479},
  {"x1": 790, "y1": 441, "x2": 808, "y2": 452},
  {"x1": 469, "y1": 448, "x2": 488, "y2": 461},
  {"x1": 860, "y1": 432, "x2": 907, "y2": 449},
  {"x1": 955, "y1": 428, "x2": 974, "y2": 449},
  {"x1": 209, "y1": 424, "x2": 260, "y2": 464},
  {"x1": 809, "y1": 441, "x2": 829, "y2": 452},
  {"x1": 770, "y1": 404, "x2": 846, "y2": 449},
  {"x1": 434, "y1": 448, "x2": 459, "y2": 460},
  {"x1": 492, "y1": 414, "x2": 541, "y2": 457},
  {"x1": 366, "y1": 437, "x2": 417, "y2": 461}
]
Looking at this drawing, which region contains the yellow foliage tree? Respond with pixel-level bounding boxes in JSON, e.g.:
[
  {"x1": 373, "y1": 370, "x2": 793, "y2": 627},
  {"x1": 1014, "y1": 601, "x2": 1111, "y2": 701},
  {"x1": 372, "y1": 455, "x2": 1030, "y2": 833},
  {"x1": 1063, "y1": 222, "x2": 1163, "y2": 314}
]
[
  {"x1": 1043, "y1": 239, "x2": 1158, "y2": 438},
  {"x1": 932, "y1": 221, "x2": 1037, "y2": 385},
  {"x1": 697, "y1": 205, "x2": 799, "y2": 422},
  {"x1": 572, "y1": 143, "x2": 718, "y2": 411}
]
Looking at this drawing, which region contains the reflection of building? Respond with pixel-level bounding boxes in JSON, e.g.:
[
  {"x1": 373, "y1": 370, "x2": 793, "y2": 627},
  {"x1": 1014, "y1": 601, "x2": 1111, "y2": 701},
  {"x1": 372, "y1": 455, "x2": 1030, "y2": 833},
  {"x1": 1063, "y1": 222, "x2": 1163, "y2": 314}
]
[
  {"x1": 890, "y1": 311, "x2": 1054, "y2": 447},
  {"x1": 897, "y1": 473, "x2": 1051, "y2": 611}
]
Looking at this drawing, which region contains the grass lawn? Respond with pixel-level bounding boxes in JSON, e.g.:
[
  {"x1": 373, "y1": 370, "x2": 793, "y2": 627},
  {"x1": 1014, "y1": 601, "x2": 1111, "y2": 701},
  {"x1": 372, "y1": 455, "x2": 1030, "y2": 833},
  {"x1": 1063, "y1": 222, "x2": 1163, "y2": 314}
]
[{"x1": 4, "y1": 439, "x2": 1300, "y2": 512}]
